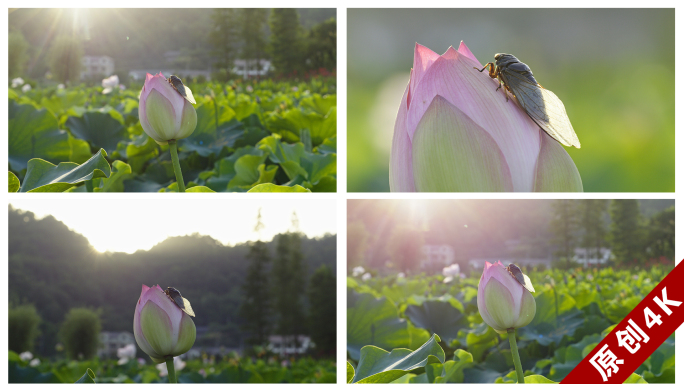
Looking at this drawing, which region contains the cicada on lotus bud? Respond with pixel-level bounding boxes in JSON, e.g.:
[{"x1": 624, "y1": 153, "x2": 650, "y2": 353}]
[
  {"x1": 164, "y1": 287, "x2": 195, "y2": 317},
  {"x1": 475, "y1": 53, "x2": 580, "y2": 148},
  {"x1": 506, "y1": 263, "x2": 535, "y2": 293},
  {"x1": 168, "y1": 75, "x2": 196, "y2": 104}
]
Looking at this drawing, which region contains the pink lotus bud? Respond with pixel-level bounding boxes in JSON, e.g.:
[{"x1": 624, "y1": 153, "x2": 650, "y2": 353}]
[
  {"x1": 390, "y1": 42, "x2": 582, "y2": 192},
  {"x1": 138, "y1": 73, "x2": 197, "y2": 145},
  {"x1": 133, "y1": 285, "x2": 196, "y2": 363},
  {"x1": 477, "y1": 261, "x2": 536, "y2": 333}
]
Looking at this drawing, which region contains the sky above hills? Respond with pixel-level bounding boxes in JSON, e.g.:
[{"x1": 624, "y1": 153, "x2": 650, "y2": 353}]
[{"x1": 9, "y1": 199, "x2": 336, "y2": 253}]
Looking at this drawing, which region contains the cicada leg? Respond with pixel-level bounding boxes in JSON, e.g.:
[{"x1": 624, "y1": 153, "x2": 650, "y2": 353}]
[
  {"x1": 475, "y1": 62, "x2": 498, "y2": 79},
  {"x1": 494, "y1": 75, "x2": 514, "y2": 102}
]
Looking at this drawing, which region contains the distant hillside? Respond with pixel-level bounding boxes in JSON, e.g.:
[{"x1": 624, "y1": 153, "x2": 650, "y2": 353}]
[{"x1": 8, "y1": 205, "x2": 336, "y2": 357}]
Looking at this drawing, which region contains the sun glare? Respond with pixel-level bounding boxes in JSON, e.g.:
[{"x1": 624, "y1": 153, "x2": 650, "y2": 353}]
[{"x1": 9, "y1": 199, "x2": 336, "y2": 254}]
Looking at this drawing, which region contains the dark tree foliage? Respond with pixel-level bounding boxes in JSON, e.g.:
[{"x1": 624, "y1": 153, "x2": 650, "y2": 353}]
[
  {"x1": 59, "y1": 308, "x2": 101, "y2": 360},
  {"x1": 550, "y1": 200, "x2": 580, "y2": 268},
  {"x1": 272, "y1": 231, "x2": 307, "y2": 350},
  {"x1": 306, "y1": 18, "x2": 336, "y2": 71},
  {"x1": 8, "y1": 304, "x2": 41, "y2": 353},
  {"x1": 209, "y1": 9, "x2": 239, "y2": 79},
  {"x1": 239, "y1": 239, "x2": 271, "y2": 345},
  {"x1": 8, "y1": 205, "x2": 336, "y2": 357},
  {"x1": 610, "y1": 199, "x2": 646, "y2": 263},
  {"x1": 386, "y1": 225, "x2": 424, "y2": 274},
  {"x1": 9, "y1": 30, "x2": 29, "y2": 79},
  {"x1": 240, "y1": 9, "x2": 269, "y2": 77},
  {"x1": 307, "y1": 265, "x2": 336, "y2": 355},
  {"x1": 580, "y1": 199, "x2": 608, "y2": 259},
  {"x1": 269, "y1": 9, "x2": 304, "y2": 76},
  {"x1": 646, "y1": 207, "x2": 675, "y2": 258},
  {"x1": 47, "y1": 35, "x2": 84, "y2": 84},
  {"x1": 347, "y1": 221, "x2": 369, "y2": 270}
]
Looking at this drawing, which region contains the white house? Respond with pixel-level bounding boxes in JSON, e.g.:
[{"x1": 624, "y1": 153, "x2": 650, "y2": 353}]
[
  {"x1": 420, "y1": 244, "x2": 456, "y2": 270},
  {"x1": 267, "y1": 335, "x2": 312, "y2": 355},
  {"x1": 81, "y1": 56, "x2": 115, "y2": 80},
  {"x1": 572, "y1": 247, "x2": 614, "y2": 267},
  {"x1": 98, "y1": 331, "x2": 134, "y2": 358},
  {"x1": 233, "y1": 59, "x2": 271, "y2": 79}
]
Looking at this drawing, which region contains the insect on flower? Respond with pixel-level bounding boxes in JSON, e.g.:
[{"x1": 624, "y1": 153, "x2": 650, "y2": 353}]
[
  {"x1": 506, "y1": 263, "x2": 535, "y2": 293},
  {"x1": 164, "y1": 287, "x2": 196, "y2": 317},
  {"x1": 476, "y1": 54, "x2": 580, "y2": 148},
  {"x1": 168, "y1": 75, "x2": 196, "y2": 104}
]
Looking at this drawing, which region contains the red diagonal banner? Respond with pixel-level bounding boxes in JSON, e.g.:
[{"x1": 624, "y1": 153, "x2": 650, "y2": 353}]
[{"x1": 561, "y1": 261, "x2": 683, "y2": 383}]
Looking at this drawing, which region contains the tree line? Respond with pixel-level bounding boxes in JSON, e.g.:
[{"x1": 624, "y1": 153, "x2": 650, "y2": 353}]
[
  {"x1": 347, "y1": 200, "x2": 674, "y2": 274},
  {"x1": 209, "y1": 9, "x2": 335, "y2": 81},
  {"x1": 550, "y1": 199, "x2": 674, "y2": 268},
  {"x1": 9, "y1": 8, "x2": 335, "y2": 84}
]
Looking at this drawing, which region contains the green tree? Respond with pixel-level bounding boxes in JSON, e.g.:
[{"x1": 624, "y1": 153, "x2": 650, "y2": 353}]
[
  {"x1": 307, "y1": 265, "x2": 336, "y2": 355},
  {"x1": 645, "y1": 206, "x2": 674, "y2": 259},
  {"x1": 209, "y1": 9, "x2": 238, "y2": 80},
  {"x1": 8, "y1": 304, "x2": 41, "y2": 353},
  {"x1": 239, "y1": 209, "x2": 272, "y2": 346},
  {"x1": 240, "y1": 9, "x2": 268, "y2": 78},
  {"x1": 272, "y1": 213, "x2": 307, "y2": 352},
  {"x1": 610, "y1": 199, "x2": 645, "y2": 263},
  {"x1": 305, "y1": 18, "x2": 336, "y2": 71},
  {"x1": 47, "y1": 35, "x2": 84, "y2": 84},
  {"x1": 550, "y1": 200, "x2": 580, "y2": 268},
  {"x1": 386, "y1": 225, "x2": 424, "y2": 274},
  {"x1": 59, "y1": 308, "x2": 101, "y2": 360},
  {"x1": 269, "y1": 8, "x2": 303, "y2": 76},
  {"x1": 579, "y1": 199, "x2": 608, "y2": 262},
  {"x1": 347, "y1": 221, "x2": 369, "y2": 269},
  {"x1": 9, "y1": 30, "x2": 30, "y2": 80}
]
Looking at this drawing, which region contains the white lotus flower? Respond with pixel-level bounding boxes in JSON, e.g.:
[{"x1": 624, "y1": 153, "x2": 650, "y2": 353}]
[{"x1": 11, "y1": 77, "x2": 25, "y2": 88}]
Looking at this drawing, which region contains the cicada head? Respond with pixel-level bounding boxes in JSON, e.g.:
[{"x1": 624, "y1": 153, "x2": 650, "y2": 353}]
[{"x1": 493, "y1": 53, "x2": 521, "y2": 68}]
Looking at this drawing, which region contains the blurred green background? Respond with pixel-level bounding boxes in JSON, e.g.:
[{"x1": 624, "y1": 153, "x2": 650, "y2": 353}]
[{"x1": 348, "y1": 9, "x2": 674, "y2": 192}]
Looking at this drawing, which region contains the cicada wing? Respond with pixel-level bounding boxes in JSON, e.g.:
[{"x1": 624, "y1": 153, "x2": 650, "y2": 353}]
[
  {"x1": 503, "y1": 70, "x2": 580, "y2": 148},
  {"x1": 182, "y1": 85, "x2": 196, "y2": 104},
  {"x1": 181, "y1": 297, "x2": 195, "y2": 317},
  {"x1": 522, "y1": 273, "x2": 536, "y2": 293}
]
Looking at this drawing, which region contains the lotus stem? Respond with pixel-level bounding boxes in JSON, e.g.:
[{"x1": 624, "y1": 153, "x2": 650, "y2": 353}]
[
  {"x1": 507, "y1": 328, "x2": 524, "y2": 383},
  {"x1": 165, "y1": 356, "x2": 177, "y2": 383},
  {"x1": 168, "y1": 140, "x2": 186, "y2": 192}
]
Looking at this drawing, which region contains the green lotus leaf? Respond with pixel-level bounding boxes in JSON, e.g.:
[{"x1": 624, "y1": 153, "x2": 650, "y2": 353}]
[
  {"x1": 247, "y1": 183, "x2": 310, "y2": 193},
  {"x1": 93, "y1": 160, "x2": 132, "y2": 192},
  {"x1": 404, "y1": 300, "x2": 469, "y2": 343},
  {"x1": 64, "y1": 110, "x2": 128, "y2": 153},
  {"x1": 347, "y1": 289, "x2": 410, "y2": 361},
  {"x1": 20, "y1": 149, "x2": 111, "y2": 192},
  {"x1": 75, "y1": 368, "x2": 96, "y2": 383},
  {"x1": 9, "y1": 172, "x2": 20, "y2": 192},
  {"x1": 351, "y1": 334, "x2": 444, "y2": 383},
  {"x1": 9, "y1": 100, "x2": 70, "y2": 174}
]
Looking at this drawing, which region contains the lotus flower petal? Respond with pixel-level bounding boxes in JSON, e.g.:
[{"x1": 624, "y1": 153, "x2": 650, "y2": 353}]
[
  {"x1": 406, "y1": 44, "x2": 541, "y2": 191},
  {"x1": 139, "y1": 73, "x2": 196, "y2": 145},
  {"x1": 389, "y1": 77, "x2": 416, "y2": 192},
  {"x1": 477, "y1": 261, "x2": 536, "y2": 333},
  {"x1": 411, "y1": 96, "x2": 513, "y2": 191},
  {"x1": 534, "y1": 131, "x2": 583, "y2": 191},
  {"x1": 133, "y1": 284, "x2": 195, "y2": 363}
]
